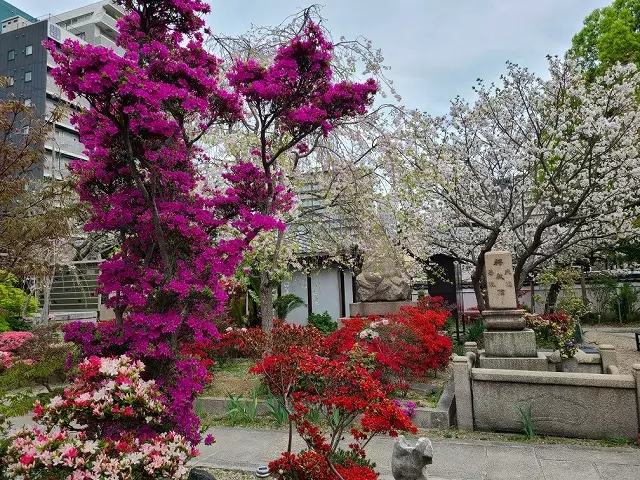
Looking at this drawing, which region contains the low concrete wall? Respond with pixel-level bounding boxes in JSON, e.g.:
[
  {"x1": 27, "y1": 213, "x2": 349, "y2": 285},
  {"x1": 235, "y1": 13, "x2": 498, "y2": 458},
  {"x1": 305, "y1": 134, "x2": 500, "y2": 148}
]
[
  {"x1": 196, "y1": 396, "x2": 270, "y2": 418},
  {"x1": 412, "y1": 378, "x2": 456, "y2": 429},
  {"x1": 471, "y1": 368, "x2": 639, "y2": 440},
  {"x1": 197, "y1": 384, "x2": 456, "y2": 429}
]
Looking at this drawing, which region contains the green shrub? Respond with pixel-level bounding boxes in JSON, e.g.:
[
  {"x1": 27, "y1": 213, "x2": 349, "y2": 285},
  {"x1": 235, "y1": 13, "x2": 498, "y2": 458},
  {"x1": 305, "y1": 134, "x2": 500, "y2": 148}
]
[
  {"x1": 307, "y1": 311, "x2": 337, "y2": 335},
  {"x1": 464, "y1": 318, "x2": 484, "y2": 344},
  {"x1": 590, "y1": 273, "x2": 617, "y2": 318},
  {"x1": 0, "y1": 272, "x2": 37, "y2": 332},
  {"x1": 610, "y1": 282, "x2": 638, "y2": 323}
]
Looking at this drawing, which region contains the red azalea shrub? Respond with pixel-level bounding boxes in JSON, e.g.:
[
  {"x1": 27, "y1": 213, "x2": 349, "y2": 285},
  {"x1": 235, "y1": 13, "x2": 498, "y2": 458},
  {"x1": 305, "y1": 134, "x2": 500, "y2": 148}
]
[
  {"x1": 416, "y1": 295, "x2": 450, "y2": 312},
  {"x1": 251, "y1": 346, "x2": 416, "y2": 479},
  {"x1": 270, "y1": 321, "x2": 324, "y2": 355},
  {"x1": 211, "y1": 327, "x2": 268, "y2": 361},
  {"x1": 211, "y1": 322, "x2": 324, "y2": 361},
  {"x1": 269, "y1": 451, "x2": 378, "y2": 480},
  {"x1": 181, "y1": 341, "x2": 215, "y2": 371},
  {"x1": 324, "y1": 297, "x2": 452, "y2": 392}
]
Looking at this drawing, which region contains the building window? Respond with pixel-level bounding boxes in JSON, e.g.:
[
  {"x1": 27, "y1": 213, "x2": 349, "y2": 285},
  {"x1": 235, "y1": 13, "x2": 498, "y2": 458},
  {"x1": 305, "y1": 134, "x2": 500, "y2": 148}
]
[
  {"x1": 25, "y1": 45, "x2": 33, "y2": 56},
  {"x1": 7, "y1": 76, "x2": 14, "y2": 86},
  {"x1": 24, "y1": 71, "x2": 32, "y2": 82},
  {"x1": 24, "y1": 98, "x2": 32, "y2": 106},
  {"x1": 8, "y1": 50, "x2": 15, "y2": 61}
]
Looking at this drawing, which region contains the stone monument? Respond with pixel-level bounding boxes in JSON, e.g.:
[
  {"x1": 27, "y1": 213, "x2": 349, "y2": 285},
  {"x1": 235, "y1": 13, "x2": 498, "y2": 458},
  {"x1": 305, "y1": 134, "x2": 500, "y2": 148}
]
[
  {"x1": 478, "y1": 251, "x2": 548, "y2": 371},
  {"x1": 349, "y1": 253, "x2": 414, "y2": 317},
  {"x1": 391, "y1": 435, "x2": 433, "y2": 480}
]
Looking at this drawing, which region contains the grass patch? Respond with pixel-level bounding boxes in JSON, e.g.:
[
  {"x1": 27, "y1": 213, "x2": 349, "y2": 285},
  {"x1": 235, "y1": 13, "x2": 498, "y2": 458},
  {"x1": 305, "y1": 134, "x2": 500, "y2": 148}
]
[
  {"x1": 0, "y1": 388, "x2": 63, "y2": 417},
  {"x1": 204, "y1": 359, "x2": 262, "y2": 398},
  {"x1": 397, "y1": 385, "x2": 443, "y2": 407},
  {"x1": 205, "y1": 360, "x2": 451, "y2": 411}
]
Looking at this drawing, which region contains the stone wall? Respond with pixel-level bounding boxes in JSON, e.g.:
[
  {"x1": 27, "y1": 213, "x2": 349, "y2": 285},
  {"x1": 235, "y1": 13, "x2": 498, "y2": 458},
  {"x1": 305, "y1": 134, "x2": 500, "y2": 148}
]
[{"x1": 469, "y1": 367, "x2": 640, "y2": 441}]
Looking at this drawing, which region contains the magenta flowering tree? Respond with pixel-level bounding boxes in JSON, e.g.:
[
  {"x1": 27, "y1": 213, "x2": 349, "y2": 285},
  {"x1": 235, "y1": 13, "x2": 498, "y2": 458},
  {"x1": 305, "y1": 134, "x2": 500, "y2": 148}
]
[
  {"x1": 225, "y1": 20, "x2": 378, "y2": 330},
  {"x1": 46, "y1": 0, "x2": 291, "y2": 444}
]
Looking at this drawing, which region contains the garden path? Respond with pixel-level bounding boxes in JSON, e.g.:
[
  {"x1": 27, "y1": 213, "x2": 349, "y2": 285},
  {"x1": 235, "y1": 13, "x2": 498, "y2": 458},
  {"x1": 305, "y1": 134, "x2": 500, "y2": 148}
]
[
  {"x1": 583, "y1": 325, "x2": 640, "y2": 374},
  {"x1": 193, "y1": 426, "x2": 640, "y2": 480}
]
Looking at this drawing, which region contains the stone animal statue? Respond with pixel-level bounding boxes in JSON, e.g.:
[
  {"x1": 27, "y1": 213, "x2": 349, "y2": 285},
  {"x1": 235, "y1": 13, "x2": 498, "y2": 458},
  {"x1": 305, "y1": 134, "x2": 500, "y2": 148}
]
[{"x1": 391, "y1": 435, "x2": 433, "y2": 480}]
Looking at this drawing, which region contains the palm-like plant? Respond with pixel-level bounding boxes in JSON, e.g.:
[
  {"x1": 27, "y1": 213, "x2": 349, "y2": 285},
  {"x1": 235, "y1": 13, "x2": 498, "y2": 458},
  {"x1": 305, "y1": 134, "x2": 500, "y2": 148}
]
[{"x1": 273, "y1": 294, "x2": 306, "y2": 321}]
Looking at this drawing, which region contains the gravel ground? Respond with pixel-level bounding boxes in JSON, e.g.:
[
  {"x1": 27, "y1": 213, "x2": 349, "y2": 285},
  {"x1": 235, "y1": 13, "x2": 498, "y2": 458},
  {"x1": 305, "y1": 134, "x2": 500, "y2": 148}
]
[{"x1": 582, "y1": 326, "x2": 640, "y2": 374}]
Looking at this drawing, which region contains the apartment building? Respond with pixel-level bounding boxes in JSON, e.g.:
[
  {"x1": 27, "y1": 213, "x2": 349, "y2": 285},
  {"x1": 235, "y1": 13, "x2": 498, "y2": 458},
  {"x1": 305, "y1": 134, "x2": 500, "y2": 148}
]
[
  {"x1": 53, "y1": 0, "x2": 124, "y2": 55},
  {"x1": 0, "y1": 1, "x2": 123, "y2": 179}
]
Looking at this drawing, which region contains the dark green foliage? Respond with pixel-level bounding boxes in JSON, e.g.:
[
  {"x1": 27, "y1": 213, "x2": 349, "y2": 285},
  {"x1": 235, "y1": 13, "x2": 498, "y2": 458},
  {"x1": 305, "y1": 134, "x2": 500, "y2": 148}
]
[
  {"x1": 0, "y1": 415, "x2": 9, "y2": 478},
  {"x1": 589, "y1": 274, "x2": 618, "y2": 319},
  {"x1": 330, "y1": 448, "x2": 377, "y2": 470},
  {"x1": 610, "y1": 282, "x2": 638, "y2": 322},
  {"x1": 464, "y1": 318, "x2": 485, "y2": 344},
  {"x1": 265, "y1": 395, "x2": 289, "y2": 425},
  {"x1": 307, "y1": 311, "x2": 337, "y2": 335},
  {"x1": 514, "y1": 405, "x2": 536, "y2": 439},
  {"x1": 273, "y1": 293, "x2": 306, "y2": 321}
]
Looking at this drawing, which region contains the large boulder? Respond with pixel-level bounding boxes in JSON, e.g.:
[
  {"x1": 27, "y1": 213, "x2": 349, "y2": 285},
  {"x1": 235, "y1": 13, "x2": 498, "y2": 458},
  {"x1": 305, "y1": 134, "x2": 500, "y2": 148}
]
[{"x1": 356, "y1": 254, "x2": 411, "y2": 302}]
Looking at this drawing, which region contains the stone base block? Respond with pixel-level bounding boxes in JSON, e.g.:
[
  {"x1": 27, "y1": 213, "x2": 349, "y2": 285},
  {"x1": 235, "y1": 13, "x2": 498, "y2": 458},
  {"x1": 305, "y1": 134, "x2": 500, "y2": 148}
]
[
  {"x1": 483, "y1": 309, "x2": 526, "y2": 330},
  {"x1": 484, "y1": 329, "x2": 536, "y2": 357},
  {"x1": 349, "y1": 301, "x2": 416, "y2": 317},
  {"x1": 478, "y1": 353, "x2": 548, "y2": 371}
]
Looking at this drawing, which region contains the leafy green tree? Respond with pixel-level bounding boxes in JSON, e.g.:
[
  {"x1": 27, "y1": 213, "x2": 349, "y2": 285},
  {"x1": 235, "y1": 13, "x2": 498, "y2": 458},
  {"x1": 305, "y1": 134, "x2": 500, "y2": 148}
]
[
  {"x1": 571, "y1": 0, "x2": 640, "y2": 80},
  {"x1": 0, "y1": 272, "x2": 37, "y2": 331}
]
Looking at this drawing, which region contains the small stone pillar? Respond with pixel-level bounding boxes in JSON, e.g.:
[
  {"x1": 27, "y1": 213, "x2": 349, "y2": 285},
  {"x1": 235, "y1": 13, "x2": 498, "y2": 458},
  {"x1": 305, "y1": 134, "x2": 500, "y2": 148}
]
[
  {"x1": 453, "y1": 355, "x2": 474, "y2": 430},
  {"x1": 598, "y1": 344, "x2": 617, "y2": 374},
  {"x1": 464, "y1": 342, "x2": 478, "y2": 358}
]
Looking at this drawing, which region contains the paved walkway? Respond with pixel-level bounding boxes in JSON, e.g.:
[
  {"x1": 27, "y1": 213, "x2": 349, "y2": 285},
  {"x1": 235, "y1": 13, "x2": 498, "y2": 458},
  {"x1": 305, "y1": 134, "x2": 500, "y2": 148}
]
[
  {"x1": 9, "y1": 416, "x2": 640, "y2": 479},
  {"x1": 193, "y1": 427, "x2": 640, "y2": 480}
]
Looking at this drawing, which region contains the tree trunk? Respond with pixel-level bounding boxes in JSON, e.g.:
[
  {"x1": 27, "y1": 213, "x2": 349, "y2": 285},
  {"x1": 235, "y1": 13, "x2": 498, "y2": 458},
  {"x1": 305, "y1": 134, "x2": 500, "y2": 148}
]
[
  {"x1": 260, "y1": 269, "x2": 275, "y2": 331},
  {"x1": 40, "y1": 266, "x2": 55, "y2": 325},
  {"x1": 472, "y1": 268, "x2": 487, "y2": 312},
  {"x1": 544, "y1": 281, "x2": 561, "y2": 314},
  {"x1": 580, "y1": 270, "x2": 588, "y2": 305}
]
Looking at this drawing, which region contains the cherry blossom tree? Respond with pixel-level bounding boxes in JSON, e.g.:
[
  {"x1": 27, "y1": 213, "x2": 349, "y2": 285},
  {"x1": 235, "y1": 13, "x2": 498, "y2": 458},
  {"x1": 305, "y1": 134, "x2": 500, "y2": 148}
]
[{"x1": 389, "y1": 58, "x2": 640, "y2": 309}]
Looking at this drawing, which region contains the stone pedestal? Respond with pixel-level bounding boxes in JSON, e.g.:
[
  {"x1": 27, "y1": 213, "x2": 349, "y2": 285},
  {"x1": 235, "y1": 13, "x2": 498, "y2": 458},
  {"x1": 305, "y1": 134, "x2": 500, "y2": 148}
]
[
  {"x1": 478, "y1": 352, "x2": 548, "y2": 371},
  {"x1": 482, "y1": 309, "x2": 526, "y2": 330},
  {"x1": 349, "y1": 301, "x2": 416, "y2": 317},
  {"x1": 484, "y1": 329, "x2": 537, "y2": 357}
]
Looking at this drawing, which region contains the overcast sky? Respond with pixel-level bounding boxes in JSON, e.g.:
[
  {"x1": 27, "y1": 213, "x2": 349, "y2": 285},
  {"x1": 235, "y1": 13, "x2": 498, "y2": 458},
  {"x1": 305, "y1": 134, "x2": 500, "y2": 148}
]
[{"x1": 19, "y1": 0, "x2": 607, "y2": 113}]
